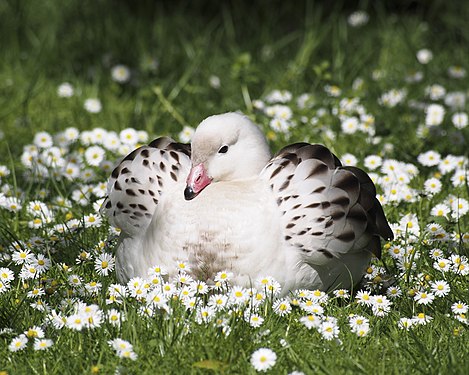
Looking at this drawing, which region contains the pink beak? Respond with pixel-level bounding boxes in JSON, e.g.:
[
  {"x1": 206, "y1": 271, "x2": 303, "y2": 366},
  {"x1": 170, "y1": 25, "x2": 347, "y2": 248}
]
[{"x1": 184, "y1": 163, "x2": 212, "y2": 200}]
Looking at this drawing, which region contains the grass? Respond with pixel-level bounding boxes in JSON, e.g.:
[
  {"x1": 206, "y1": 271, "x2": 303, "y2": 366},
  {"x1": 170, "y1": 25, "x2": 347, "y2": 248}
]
[{"x1": 0, "y1": 1, "x2": 468, "y2": 374}]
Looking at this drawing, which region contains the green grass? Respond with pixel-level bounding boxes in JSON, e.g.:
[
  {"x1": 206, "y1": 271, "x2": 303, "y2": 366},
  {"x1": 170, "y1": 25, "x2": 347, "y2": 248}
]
[{"x1": 0, "y1": 1, "x2": 468, "y2": 374}]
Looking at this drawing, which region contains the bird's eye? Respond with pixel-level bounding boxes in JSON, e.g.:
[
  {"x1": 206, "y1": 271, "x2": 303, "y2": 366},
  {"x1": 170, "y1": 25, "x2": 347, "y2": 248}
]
[{"x1": 218, "y1": 145, "x2": 229, "y2": 154}]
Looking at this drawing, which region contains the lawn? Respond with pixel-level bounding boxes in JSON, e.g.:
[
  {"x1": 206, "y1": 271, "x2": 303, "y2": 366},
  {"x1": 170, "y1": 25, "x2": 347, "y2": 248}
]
[{"x1": 0, "y1": 1, "x2": 468, "y2": 374}]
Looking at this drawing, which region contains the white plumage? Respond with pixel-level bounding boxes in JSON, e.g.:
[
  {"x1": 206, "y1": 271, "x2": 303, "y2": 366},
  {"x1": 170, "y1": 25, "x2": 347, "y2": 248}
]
[{"x1": 102, "y1": 112, "x2": 393, "y2": 293}]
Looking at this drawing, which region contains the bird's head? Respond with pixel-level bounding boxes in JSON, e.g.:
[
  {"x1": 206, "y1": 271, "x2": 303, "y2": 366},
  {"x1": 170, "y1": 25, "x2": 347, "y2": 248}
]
[{"x1": 184, "y1": 112, "x2": 271, "y2": 200}]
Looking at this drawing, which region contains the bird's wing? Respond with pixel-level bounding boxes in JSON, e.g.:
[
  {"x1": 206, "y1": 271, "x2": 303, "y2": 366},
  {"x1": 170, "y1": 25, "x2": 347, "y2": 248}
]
[
  {"x1": 101, "y1": 137, "x2": 191, "y2": 236},
  {"x1": 260, "y1": 143, "x2": 393, "y2": 267}
]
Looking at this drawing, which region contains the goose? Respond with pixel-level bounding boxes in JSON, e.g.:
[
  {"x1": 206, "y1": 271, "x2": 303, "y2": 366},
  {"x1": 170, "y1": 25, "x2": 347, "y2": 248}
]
[{"x1": 102, "y1": 112, "x2": 393, "y2": 292}]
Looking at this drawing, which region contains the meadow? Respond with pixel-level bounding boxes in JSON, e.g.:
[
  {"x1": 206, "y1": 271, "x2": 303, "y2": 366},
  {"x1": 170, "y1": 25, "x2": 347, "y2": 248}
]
[{"x1": 0, "y1": 1, "x2": 468, "y2": 374}]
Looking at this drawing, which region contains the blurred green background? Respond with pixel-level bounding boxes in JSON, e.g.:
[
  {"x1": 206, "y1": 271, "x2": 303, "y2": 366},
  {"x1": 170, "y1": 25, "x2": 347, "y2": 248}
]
[{"x1": 1, "y1": 0, "x2": 468, "y2": 153}]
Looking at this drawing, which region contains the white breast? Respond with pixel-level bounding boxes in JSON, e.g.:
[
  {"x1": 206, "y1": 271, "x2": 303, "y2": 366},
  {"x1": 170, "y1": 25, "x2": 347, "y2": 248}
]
[{"x1": 138, "y1": 178, "x2": 297, "y2": 285}]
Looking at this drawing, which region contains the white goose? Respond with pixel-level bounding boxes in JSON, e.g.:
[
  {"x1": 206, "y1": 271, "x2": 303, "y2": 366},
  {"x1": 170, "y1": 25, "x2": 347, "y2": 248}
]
[{"x1": 102, "y1": 112, "x2": 393, "y2": 292}]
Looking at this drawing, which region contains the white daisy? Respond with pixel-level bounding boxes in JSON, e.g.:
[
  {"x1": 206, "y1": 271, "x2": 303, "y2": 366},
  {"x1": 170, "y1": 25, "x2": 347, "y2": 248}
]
[
  {"x1": 416, "y1": 49, "x2": 433, "y2": 64},
  {"x1": 111, "y1": 64, "x2": 131, "y2": 83},
  {"x1": 250, "y1": 348, "x2": 277, "y2": 372},
  {"x1": 33, "y1": 338, "x2": 53, "y2": 351},
  {"x1": 425, "y1": 104, "x2": 445, "y2": 126},
  {"x1": 452, "y1": 112, "x2": 468, "y2": 129},
  {"x1": 84, "y1": 98, "x2": 102, "y2": 113},
  {"x1": 57, "y1": 82, "x2": 74, "y2": 98},
  {"x1": 430, "y1": 280, "x2": 450, "y2": 297}
]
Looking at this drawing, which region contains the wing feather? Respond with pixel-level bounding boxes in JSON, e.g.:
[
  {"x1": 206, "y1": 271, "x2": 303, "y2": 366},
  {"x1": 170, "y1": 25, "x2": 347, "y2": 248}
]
[
  {"x1": 101, "y1": 137, "x2": 191, "y2": 236},
  {"x1": 260, "y1": 143, "x2": 393, "y2": 269}
]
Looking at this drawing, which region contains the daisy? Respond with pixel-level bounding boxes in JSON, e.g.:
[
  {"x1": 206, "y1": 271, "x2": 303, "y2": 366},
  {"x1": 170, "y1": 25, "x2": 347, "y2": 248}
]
[
  {"x1": 448, "y1": 65, "x2": 466, "y2": 79},
  {"x1": 19, "y1": 264, "x2": 38, "y2": 280},
  {"x1": 450, "y1": 197, "x2": 469, "y2": 218},
  {"x1": 445, "y1": 91, "x2": 466, "y2": 109},
  {"x1": 341, "y1": 117, "x2": 359, "y2": 134},
  {"x1": 423, "y1": 177, "x2": 442, "y2": 195},
  {"x1": 416, "y1": 49, "x2": 433, "y2": 64},
  {"x1": 175, "y1": 260, "x2": 191, "y2": 272},
  {"x1": 47, "y1": 310, "x2": 66, "y2": 329},
  {"x1": 0, "y1": 267, "x2": 14, "y2": 283},
  {"x1": 453, "y1": 260, "x2": 469, "y2": 276},
  {"x1": 109, "y1": 338, "x2": 133, "y2": 352},
  {"x1": 27, "y1": 287, "x2": 45, "y2": 299},
  {"x1": 430, "y1": 280, "x2": 450, "y2": 297},
  {"x1": 414, "y1": 291, "x2": 435, "y2": 305},
  {"x1": 425, "y1": 104, "x2": 445, "y2": 126},
  {"x1": 176, "y1": 272, "x2": 193, "y2": 285},
  {"x1": 84, "y1": 213, "x2": 102, "y2": 228},
  {"x1": 356, "y1": 290, "x2": 373, "y2": 306},
  {"x1": 192, "y1": 280, "x2": 209, "y2": 295},
  {"x1": 8, "y1": 335, "x2": 28, "y2": 352},
  {"x1": 425, "y1": 84, "x2": 446, "y2": 100},
  {"x1": 269, "y1": 118, "x2": 291, "y2": 134},
  {"x1": 309, "y1": 289, "x2": 328, "y2": 303},
  {"x1": 451, "y1": 170, "x2": 467, "y2": 187},
  {"x1": 161, "y1": 282, "x2": 177, "y2": 297},
  {"x1": 398, "y1": 317, "x2": 414, "y2": 330},
  {"x1": 429, "y1": 248, "x2": 444, "y2": 259},
  {"x1": 250, "y1": 348, "x2": 277, "y2": 372},
  {"x1": 24, "y1": 325, "x2": 45, "y2": 339},
  {"x1": 178, "y1": 126, "x2": 195, "y2": 143},
  {"x1": 364, "y1": 155, "x2": 382, "y2": 170},
  {"x1": 117, "y1": 348, "x2": 138, "y2": 361},
  {"x1": 246, "y1": 313, "x2": 264, "y2": 328},
  {"x1": 371, "y1": 295, "x2": 392, "y2": 316},
  {"x1": 378, "y1": 89, "x2": 406, "y2": 107},
  {"x1": 452, "y1": 112, "x2": 468, "y2": 129},
  {"x1": 85, "y1": 281, "x2": 102, "y2": 295},
  {"x1": 209, "y1": 75, "x2": 221, "y2": 89},
  {"x1": 80, "y1": 304, "x2": 103, "y2": 329},
  {"x1": 349, "y1": 315, "x2": 370, "y2": 336},
  {"x1": 111, "y1": 64, "x2": 131, "y2": 83},
  {"x1": 299, "y1": 300, "x2": 324, "y2": 315},
  {"x1": 347, "y1": 10, "x2": 370, "y2": 27},
  {"x1": 413, "y1": 312, "x2": 433, "y2": 325},
  {"x1": 208, "y1": 294, "x2": 229, "y2": 311},
  {"x1": 57, "y1": 82, "x2": 74, "y2": 97},
  {"x1": 0, "y1": 281, "x2": 10, "y2": 294},
  {"x1": 451, "y1": 302, "x2": 468, "y2": 314},
  {"x1": 299, "y1": 315, "x2": 322, "y2": 329},
  {"x1": 84, "y1": 98, "x2": 102, "y2": 114},
  {"x1": 196, "y1": 306, "x2": 215, "y2": 324},
  {"x1": 214, "y1": 270, "x2": 233, "y2": 283},
  {"x1": 103, "y1": 133, "x2": 121, "y2": 151},
  {"x1": 66, "y1": 313, "x2": 86, "y2": 331},
  {"x1": 433, "y1": 258, "x2": 451, "y2": 272},
  {"x1": 33, "y1": 338, "x2": 53, "y2": 351},
  {"x1": 267, "y1": 104, "x2": 293, "y2": 120},
  {"x1": 319, "y1": 320, "x2": 340, "y2": 340},
  {"x1": 119, "y1": 128, "x2": 139, "y2": 145},
  {"x1": 418, "y1": 150, "x2": 441, "y2": 167},
  {"x1": 108, "y1": 283, "x2": 128, "y2": 299},
  {"x1": 84, "y1": 146, "x2": 105, "y2": 167},
  {"x1": 179, "y1": 282, "x2": 197, "y2": 299},
  {"x1": 273, "y1": 298, "x2": 292, "y2": 316},
  {"x1": 341, "y1": 153, "x2": 358, "y2": 166},
  {"x1": 250, "y1": 290, "x2": 266, "y2": 307},
  {"x1": 231, "y1": 286, "x2": 249, "y2": 305},
  {"x1": 388, "y1": 245, "x2": 405, "y2": 259},
  {"x1": 107, "y1": 309, "x2": 125, "y2": 327},
  {"x1": 34, "y1": 131, "x2": 53, "y2": 148},
  {"x1": 386, "y1": 286, "x2": 402, "y2": 299},
  {"x1": 430, "y1": 203, "x2": 450, "y2": 218},
  {"x1": 93, "y1": 253, "x2": 115, "y2": 277},
  {"x1": 4, "y1": 197, "x2": 22, "y2": 212}
]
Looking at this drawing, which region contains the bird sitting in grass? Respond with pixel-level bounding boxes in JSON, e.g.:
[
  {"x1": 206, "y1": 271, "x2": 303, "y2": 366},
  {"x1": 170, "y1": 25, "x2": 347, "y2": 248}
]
[{"x1": 102, "y1": 112, "x2": 393, "y2": 293}]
